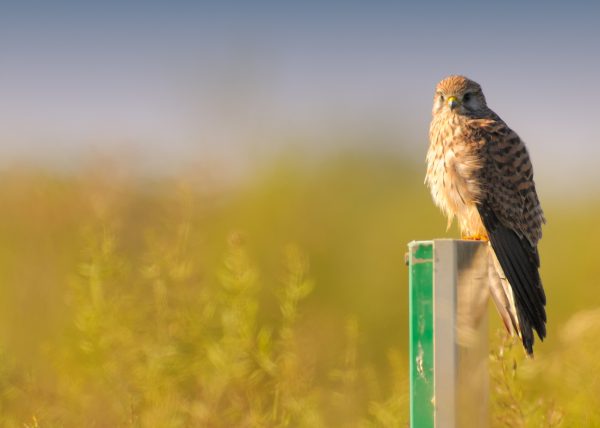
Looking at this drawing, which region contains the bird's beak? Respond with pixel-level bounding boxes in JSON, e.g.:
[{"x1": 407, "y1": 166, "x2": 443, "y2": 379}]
[{"x1": 447, "y1": 96, "x2": 459, "y2": 110}]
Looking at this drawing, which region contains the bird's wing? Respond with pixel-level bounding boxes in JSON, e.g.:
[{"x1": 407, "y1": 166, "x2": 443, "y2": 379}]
[{"x1": 470, "y1": 117, "x2": 546, "y2": 355}]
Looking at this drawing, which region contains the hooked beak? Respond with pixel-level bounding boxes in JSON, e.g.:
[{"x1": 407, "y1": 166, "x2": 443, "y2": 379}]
[{"x1": 447, "y1": 96, "x2": 459, "y2": 110}]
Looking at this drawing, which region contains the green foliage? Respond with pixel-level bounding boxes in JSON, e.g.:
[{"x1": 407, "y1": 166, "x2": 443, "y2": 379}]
[{"x1": 0, "y1": 154, "x2": 597, "y2": 426}]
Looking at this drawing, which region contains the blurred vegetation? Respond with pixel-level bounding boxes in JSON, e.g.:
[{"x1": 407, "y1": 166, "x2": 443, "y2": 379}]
[{"x1": 0, "y1": 152, "x2": 598, "y2": 426}]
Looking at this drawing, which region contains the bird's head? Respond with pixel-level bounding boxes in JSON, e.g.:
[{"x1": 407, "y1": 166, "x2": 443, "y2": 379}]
[{"x1": 432, "y1": 75, "x2": 487, "y2": 116}]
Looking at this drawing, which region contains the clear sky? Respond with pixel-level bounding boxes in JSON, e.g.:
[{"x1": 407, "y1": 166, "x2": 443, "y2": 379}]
[{"x1": 2, "y1": 1, "x2": 599, "y2": 190}]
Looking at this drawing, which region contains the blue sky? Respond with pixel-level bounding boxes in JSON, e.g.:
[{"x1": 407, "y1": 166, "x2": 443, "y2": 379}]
[{"x1": 1, "y1": 1, "x2": 599, "y2": 189}]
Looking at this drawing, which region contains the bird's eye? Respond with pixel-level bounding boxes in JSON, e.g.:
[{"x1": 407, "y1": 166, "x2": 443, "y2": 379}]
[
  {"x1": 438, "y1": 93, "x2": 445, "y2": 101},
  {"x1": 463, "y1": 93, "x2": 471, "y2": 102}
]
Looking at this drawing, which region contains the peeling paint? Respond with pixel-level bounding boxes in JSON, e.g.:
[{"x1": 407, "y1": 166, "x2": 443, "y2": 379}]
[{"x1": 416, "y1": 343, "x2": 426, "y2": 380}]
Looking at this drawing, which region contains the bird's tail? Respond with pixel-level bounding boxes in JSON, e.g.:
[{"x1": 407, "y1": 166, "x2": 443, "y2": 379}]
[
  {"x1": 478, "y1": 205, "x2": 546, "y2": 356},
  {"x1": 487, "y1": 245, "x2": 521, "y2": 340}
]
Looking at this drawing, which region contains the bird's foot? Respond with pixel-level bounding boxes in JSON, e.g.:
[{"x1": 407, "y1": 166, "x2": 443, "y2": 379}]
[{"x1": 461, "y1": 233, "x2": 489, "y2": 241}]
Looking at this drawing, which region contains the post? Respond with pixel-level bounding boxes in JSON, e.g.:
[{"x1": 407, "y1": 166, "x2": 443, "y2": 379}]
[{"x1": 408, "y1": 240, "x2": 490, "y2": 428}]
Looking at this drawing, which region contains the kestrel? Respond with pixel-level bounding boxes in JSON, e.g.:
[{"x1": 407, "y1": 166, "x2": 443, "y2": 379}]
[{"x1": 426, "y1": 75, "x2": 546, "y2": 355}]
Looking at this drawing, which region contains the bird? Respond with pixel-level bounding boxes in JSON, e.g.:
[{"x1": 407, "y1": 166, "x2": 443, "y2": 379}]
[{"x1": 426, "y1": 75, "x2": 546, "y2": 355}]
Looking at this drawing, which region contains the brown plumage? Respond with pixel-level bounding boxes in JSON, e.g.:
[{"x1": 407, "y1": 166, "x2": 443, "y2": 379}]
[{"x1": 426, "y1": 75, "x2": 546, "y2": 355}]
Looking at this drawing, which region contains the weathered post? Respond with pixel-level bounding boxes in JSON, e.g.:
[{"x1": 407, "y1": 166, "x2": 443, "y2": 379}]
[{"x1": 408, "y1": 239, "x2": 490, "y2": 428}]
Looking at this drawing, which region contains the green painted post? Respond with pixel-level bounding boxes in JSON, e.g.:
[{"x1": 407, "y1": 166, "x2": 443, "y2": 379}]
[
  {"x1": 408, "y1": 241, "x2": 434, "y2": 428},
  {"x1": 408, "y1": 240, "x2": 490, "y2": 428}
]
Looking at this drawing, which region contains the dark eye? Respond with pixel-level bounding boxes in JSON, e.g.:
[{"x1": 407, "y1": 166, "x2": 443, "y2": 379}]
[
  {"x1": 438, "y1": 92, "x2": 445, "y2": 101},
  {"x1": 463, "y1": 93, "x2": 471, "y2": 102}
]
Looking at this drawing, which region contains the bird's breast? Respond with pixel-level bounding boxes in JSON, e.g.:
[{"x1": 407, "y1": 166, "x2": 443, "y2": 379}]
[{"x1": 426, "y1": 117, "x2": 484, "y2": 227}]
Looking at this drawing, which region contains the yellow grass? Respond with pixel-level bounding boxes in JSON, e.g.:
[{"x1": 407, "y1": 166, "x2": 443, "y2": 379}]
[{"x1": 0, "y1": 153, "x2": 597, "y2": 426}]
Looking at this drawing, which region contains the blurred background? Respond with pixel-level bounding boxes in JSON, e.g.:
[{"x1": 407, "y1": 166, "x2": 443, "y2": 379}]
[{"x1": 1, "y1": 1, "x2": 599, "y2": 426}]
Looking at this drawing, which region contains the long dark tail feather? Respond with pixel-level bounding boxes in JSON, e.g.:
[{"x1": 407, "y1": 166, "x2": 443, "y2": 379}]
[{"x1": 478, "y1": 203, "x2": 546, "y2": 355}]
